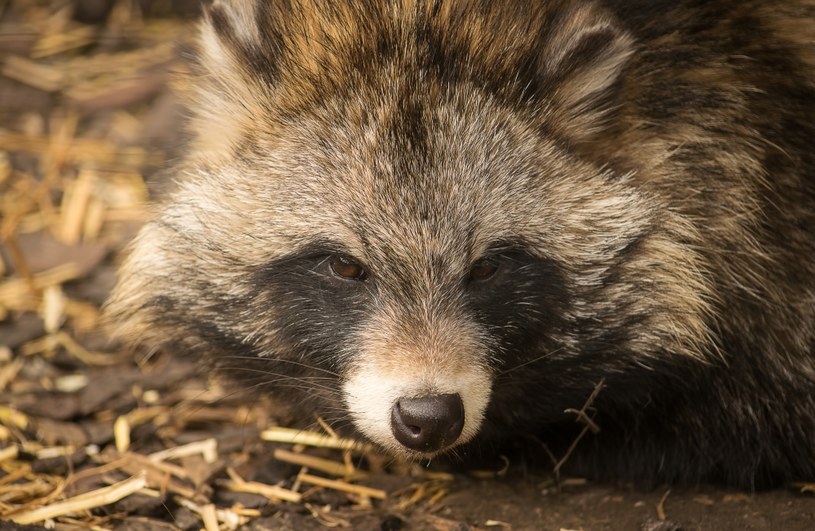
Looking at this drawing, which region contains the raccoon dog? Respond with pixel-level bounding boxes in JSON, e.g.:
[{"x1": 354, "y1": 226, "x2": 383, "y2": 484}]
[{"x1": 107, "y1": 0, "x2": 815, "y2": 488}]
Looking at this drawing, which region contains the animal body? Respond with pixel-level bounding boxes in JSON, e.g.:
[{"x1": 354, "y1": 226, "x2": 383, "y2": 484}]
[{"x1": 107, "y1": 0, "x2": 815, "y2": 488}]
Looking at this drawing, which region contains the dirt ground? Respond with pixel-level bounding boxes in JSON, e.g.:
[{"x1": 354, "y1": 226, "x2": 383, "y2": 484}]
[{"x1": 1, "y1": 1, "x2": 814, "y2": 529}]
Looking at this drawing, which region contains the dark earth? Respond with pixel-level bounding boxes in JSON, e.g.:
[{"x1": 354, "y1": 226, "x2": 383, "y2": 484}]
[{"x1": 1, "y1": 1, "x2": 814, "y2": 529}]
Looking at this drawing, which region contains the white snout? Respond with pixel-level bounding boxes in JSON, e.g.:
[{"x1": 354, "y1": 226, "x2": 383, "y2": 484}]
[{"x1": 342, "y1": 365, "x2": 492, "y2": 456}]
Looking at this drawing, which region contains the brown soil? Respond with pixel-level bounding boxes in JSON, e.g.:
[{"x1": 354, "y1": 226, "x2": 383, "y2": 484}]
[{"x1": 1, "y1": 1, "x2": 813, "y2": 529}]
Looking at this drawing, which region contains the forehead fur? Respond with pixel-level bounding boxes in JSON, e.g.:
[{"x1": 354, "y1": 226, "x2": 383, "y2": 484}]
[
  {"x1": 175, "y1": 85, "x2": 648, "y2": 286},
  {"x1": 183, "y1": 0, "x2": 640, "y2": 271},
  {"x1": 192, "y1": 0, "x2": 632, "y2": 161}
]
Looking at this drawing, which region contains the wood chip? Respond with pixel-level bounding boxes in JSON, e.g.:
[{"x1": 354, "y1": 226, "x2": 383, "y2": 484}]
[
  {"x1": 41, "y1": 284, "x2": 66, "y2": 333},
  {"x1": 59, "y1": 168, "x2": 96, "y2": 245},
  {"x1": 53, "y1": 373, "x2": 89, "y2": 393},
  {"x1": 0, "y1": 444, "x2": 19, "y2": 464},
  {"x1": 0, "y1": 405, "x2": 28, "y2": 429},
  {"x1": 0, "y1": 357, "x2": 24, "y2": 392},
  {"x1": 114, "y1": 415, "x2": 131, "y2": 453}
]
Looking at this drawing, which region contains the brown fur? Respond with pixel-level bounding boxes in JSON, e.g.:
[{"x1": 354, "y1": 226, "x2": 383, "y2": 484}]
[{"x1": 107, "y1": 0, "x2": 815, "y2": 488}]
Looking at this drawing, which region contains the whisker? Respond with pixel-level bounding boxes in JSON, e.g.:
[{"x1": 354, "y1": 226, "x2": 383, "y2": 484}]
[
  {"x1": 217, "y1": 367, "x2": 341, "y2": 393},
  {"x1": 219, "y1": 355, "x2": 341, "y2": 377},
  {"x1": 497, "y1": 345, "x2": 568, "y2": 376}
]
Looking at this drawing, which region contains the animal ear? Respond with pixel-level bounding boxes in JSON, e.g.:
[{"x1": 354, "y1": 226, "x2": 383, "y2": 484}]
[
  {"x1": 188, "y1": 0, "x2": 283, "y2": 161},
  {"x1": 199, "y1": 0, "x2": 274, "y2": 80},
  {"x1": 537, "y1": 4, "x2": 634, "y2": 142}
]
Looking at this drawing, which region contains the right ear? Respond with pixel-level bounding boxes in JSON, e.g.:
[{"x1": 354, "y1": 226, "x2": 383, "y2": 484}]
[{"x1": 534, "y1": 3, "x2": 634, "y2": 144}]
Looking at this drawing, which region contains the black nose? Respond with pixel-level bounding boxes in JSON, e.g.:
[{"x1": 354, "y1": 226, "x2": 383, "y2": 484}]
[{"x1": 390, "y1": 393, "x2": 465, "y2": 452}]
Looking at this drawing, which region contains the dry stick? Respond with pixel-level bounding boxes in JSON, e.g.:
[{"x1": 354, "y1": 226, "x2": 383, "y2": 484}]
[
  {"x1": 121, "y1": 452, "x2": 190, "y2": 482},
  {"x1": 59, "y1": 168, "x2": 95, "y2": 245},
  {"x1": 0, "y1": 406, "x2": 28, "y2": 429},
  {"x1": 174, "y1": 498, "x2": 223, "y2": 531},
  {"x1": 315, "y1": 416, "x2": 338, "y2": 438},
  {"x1": 303, "y1": 502, "x2": 352, "y2": 528},
  {"x1": 794, "y1": 482, "x2": 815, "y2": 494},
  {"x1": 1, "y1": 56, "x2": 65, "y2": 91},
  {"x1": 224, "y1": 468, "x2": 302, "y2": 503},
  {"x1": 149, "y1": 438, "x2": 218, "y2": 464},
  {"x1": 0, "y1": 467, "x2": 29, "y2": 487},
  {"x1": 396, "y1": 483, "x2": 427, "y2": 510},
  {"x1": 0, "y1": 232, "x2": 35, "y2": 293},
  {"x1": 16, "y1": 332, "x2": 118, "y2": 364},
  {"x1": 200, "y1": 503, "x2": 219, "y2": 531},
  {"x1": 426, "y1": 486, "x2": 449, "y2": 506},
  {"x1": 24, "y1": 456, "x2": 133, "y2": 512},
  {"x1": 552, "y1": 378, "x2": 606, "y2": 485},
  {"x1": 656, "y1": 489, "x2": 671, "y2": 521},
  {"x1": 261, "y1": 426, "x2": 371, "y2": 452},
  {"x1": 9, "y1": 474, "x2": 146, "y2": 525},
  {"x1": 38, "y1": 111, "x2": 78, "y2": 225},
  {"x1": 297, "y1": 473, "x2": 387, "y2": 500},
  {"x1": 65, "y1": 457, "x2": 130, "y2": 487},
  {"x1": 0, "y1": 445, "x2": 19, "y2": 464},
  {"x1": 273, "y1": 449, "x2": 360, "y2": 478}
]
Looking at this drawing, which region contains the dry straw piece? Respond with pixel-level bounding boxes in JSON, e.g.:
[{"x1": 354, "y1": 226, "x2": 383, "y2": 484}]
[
  {"x1": 9, "y1": 474, "x2": 147, "y2": 525},
  {"x1": 223, "y1": 467, "x2": 303, "y2": 503},
  {"x1": 273, "y1": 448, "x2": 362, "y2": 479},
  {"x1": 297, "y1": 472, "x2": 387, "y2": 500},
  {"x1": 261, "y1": 426, "x2": 374, "y2": 452}
]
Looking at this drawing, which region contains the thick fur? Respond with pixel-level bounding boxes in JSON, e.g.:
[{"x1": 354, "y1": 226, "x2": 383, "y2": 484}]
[{"x1": 107, "y1": 0, "x2": 815, "y2": 489}]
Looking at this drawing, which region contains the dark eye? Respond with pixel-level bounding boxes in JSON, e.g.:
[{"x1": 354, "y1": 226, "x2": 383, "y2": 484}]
[
  {"x1": 329, "y1": 255, "x2": 368, "y2": 281},
  {"x1": 469, "y1": 257, "x2": 500, "y2": 283}
]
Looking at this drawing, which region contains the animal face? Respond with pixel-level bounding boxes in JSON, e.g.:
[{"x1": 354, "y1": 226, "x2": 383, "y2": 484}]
[
  {"x1": 158, "y1": 85, "x2": 632, "y2": 456},
  {"x1": 108, "y1": 0, "x2": 718, "y2": 459}
]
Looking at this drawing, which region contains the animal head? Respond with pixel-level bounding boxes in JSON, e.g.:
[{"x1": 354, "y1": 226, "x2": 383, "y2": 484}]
[{"x1": 107, "y1": 0, "x2": 714, "y2": 458}]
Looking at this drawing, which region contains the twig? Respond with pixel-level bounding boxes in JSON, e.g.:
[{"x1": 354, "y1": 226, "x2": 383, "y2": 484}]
[
  {"x1": 552, "y1": 379, "x2": 606, "y2": 484},
  {"x1": 656, "y1": 489, "x2": 671, "y2": 521},
  {"x1": 0, "y1": 445, "x2": 19, "y2": 464},
  {"x1": 149, "y1": 438, "x2": 218, "y2": 464},
  {"x1": 297, "y1": 473, "x2": 387, "y2": 500},
  {"x1": 261, "y1": 426, "x2": 371, "y2": 452},
  {"x1": 9, "y1": 474, "x2": 146, "y2": 524},
  {"x1": 223, "y1": 467, "x2": 302, "y2": 503},
  {"x1": 273, "y1": 449, "x2": 360, "y2": 478}
]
